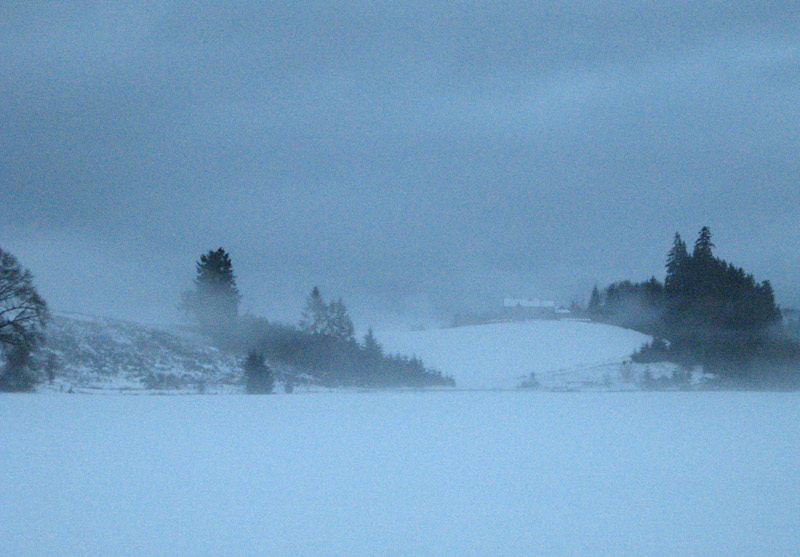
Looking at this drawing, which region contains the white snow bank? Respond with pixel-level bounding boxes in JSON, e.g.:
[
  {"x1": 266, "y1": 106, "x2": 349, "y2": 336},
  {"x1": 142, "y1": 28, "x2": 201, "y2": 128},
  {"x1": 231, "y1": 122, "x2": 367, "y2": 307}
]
[
  {"x1": 377, "y1": 320, "x2": 652, "y2": 388},
  {"x1": 1, "y1": 392, "x2": 798, "y2": 555}
]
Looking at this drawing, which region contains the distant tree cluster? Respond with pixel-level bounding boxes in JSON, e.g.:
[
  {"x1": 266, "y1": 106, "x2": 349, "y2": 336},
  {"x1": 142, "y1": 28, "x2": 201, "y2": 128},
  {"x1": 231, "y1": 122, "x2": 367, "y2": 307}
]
[
  {"x1": 590, "y1": 228, "x2": 799, "y2": 385},
  {"x1": 0, "y1": 247, "x2": 49, "y2": 391},
  {"x1": 587, "y1": 277, "x2": 665, "y2": 332},
  {"x1": 249, "y1": 321, "x2": 453, "y2": 389},
  {"x1": 239, "y1": 287, "x2": 454, "y2": 389},
  {"x1": 180, "y1": 252, "x2": 454, "y2": 390},
  {"x1": 786, "y1": 312, "x2": 800, "y2": 342},
  {"x1": 663, "y1": 229, "x2": 781, "y2": 333},
  {"x1": 299, "y1": 287, "x2": 355, "y2": 341}
]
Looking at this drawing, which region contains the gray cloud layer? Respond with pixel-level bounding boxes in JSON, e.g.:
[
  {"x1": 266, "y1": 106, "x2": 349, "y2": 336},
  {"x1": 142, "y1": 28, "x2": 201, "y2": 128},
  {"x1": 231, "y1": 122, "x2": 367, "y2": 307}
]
[{"x1": 3, "y1": 2, "x2": 799, "y2": 324}]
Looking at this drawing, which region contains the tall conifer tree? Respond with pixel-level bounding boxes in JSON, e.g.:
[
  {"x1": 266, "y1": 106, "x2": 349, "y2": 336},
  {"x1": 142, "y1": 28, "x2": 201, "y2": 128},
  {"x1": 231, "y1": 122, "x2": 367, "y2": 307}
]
[
  {"x1": 299, "y1": 287, "x2": 327, "y2": 335},
  {"x1": 181, "y1": 248, "x2": 241, "y2": 336},
  {"x1": 665, "y1": 232, "x2": 689, "y2": 292},
  {"x1": 693, "y1": 226, "x2": 714, "y2": 261},
  {"x1": 587, "y1": 285, "x2": 602, "y2": 319}
]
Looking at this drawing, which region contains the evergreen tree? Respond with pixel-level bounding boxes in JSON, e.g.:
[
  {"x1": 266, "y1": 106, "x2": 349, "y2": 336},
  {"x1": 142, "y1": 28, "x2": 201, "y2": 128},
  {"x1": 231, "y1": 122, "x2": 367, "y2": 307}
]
[
  {"x1": 298, "y1": 288, "x2": 354, "y2": 341},
  {"x1": 325, "y1": 298, "x2": 355, "y2": 341},
  {"x1": 362, "y1": 327, "x2": 383, "y2": 359},
  {"x1": 665, "y1": 232, "x2": 689, "y2": 293},
  {"x1": 587, "y1": 285, "x2": 602, "y2": 319},
  {"x1": 243, "y1": 350, "x2": 274, "y2": 393},
  {"x1": 181, "y1": 248, "x2": 241, "y2": 336},
  {"x1": 754, "y1": 280, "x2": 781, "y2": 326},
  {"x1": 299, "y1": 286, "x2": 327, "y2": 335},
  {"x1": 693, "y1": 226, "x2": 714, "y2": 261}
]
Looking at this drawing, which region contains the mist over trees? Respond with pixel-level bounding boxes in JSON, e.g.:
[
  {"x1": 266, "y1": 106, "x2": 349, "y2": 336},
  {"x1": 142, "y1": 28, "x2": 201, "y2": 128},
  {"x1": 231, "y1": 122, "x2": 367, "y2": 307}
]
[
  {"x1": 300, "y1": 287, "x2": 355, "y2": 341},
  {"x1": 180, "y1": 252, "x2": 453, "y2": 389},
  {"x1": 0, "y1": 247, "x2": 49, "y2": 391},
  {"x1": 589, "y1": 227, "x2": 799, "y2": 386},
  {"x1": 241, "y1": 287, "x2": 454, "y2": 388},
  {"x1": 180, "y1": 248, "x2": 241, "y2": 344}
]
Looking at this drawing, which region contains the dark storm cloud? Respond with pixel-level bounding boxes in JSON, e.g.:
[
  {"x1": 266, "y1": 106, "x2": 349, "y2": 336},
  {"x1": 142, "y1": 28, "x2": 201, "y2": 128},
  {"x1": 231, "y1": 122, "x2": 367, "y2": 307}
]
[{"x1": 2, "y1": 2, "x2": 799, "y2": 324}]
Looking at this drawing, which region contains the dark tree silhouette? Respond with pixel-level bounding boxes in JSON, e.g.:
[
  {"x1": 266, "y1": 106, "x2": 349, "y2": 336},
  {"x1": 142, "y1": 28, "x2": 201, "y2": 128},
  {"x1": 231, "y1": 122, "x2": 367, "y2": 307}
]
[
  {"x1": 693, "y1": 226, "x2": 714, "y2": 261},
  {"x1": 181, "y1": 248, "x2": 241, "y2": 338},
  {"x1": 587, "y1": 285, "x2": 602, "y2": 319},
  {"x1": 362, "y1": 327, "x2": 383, "y2": 360},
  {"x1": 0, "y1": 248, "x2": 49, "y2": 391},
  {"x1": 244, "y1": 350, "x2": 274, "y2": 394},
  {"x1": 665, "y1": 232, "x2": 689, "y2": 293},
  {"x1": 593, "y1": 227, "x2": 796, "y2": 383}
]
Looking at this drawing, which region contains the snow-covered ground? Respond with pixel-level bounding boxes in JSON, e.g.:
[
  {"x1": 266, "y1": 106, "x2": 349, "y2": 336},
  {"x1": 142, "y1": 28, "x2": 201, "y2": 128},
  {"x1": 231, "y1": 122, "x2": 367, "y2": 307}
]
[
  {"x1": 2, "y1": 392, "x2": 798, "y2": 555},
  {"x1": 377, "y1": 320, "x2": 661, "y2": 389}
]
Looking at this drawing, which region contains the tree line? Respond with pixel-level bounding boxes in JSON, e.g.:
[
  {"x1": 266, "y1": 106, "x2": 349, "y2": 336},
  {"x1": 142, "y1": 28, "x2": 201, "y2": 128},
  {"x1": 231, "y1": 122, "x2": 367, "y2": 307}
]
[
  {"x1": 3, "y1": 231, "x2": 797, "y2": 391},
  {"x1": 588, "y1": 227, "x2": 799, "y2": 387},
  {"x1": 181, "y1": 248, "x2": 454, "y2": 392}
]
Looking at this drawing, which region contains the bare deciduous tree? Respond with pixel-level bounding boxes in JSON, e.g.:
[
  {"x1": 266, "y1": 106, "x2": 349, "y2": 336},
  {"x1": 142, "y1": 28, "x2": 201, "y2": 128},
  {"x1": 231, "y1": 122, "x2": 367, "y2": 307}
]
[{"x1": 0, "y1": 248, "x2": 48, "y2": 390}]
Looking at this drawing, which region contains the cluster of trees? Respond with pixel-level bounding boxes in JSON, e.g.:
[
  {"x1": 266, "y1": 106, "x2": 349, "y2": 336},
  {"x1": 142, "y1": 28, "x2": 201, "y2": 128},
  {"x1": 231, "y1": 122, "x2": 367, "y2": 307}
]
[
  {"x1": 6, "y1": 231, "x2": 795, "y2": 392},
  {"x1": 243, "y1": 315, "x2": 453, "y2": 389},
  {"x1": 589, "y1": 227, "x2": 799, "y2": 386},
  {"x1": 182, "y1": 249, "x2": 453, "y2": 390},
  {"x1": 239, "y1": 287, "x2": 453, "y2": 388},
  {"x1": 0, "y1": 248, "x2": 49, "y2": 392},
  {"x1": 299, "y1": 287, "x2": 355, "y2": 341}
]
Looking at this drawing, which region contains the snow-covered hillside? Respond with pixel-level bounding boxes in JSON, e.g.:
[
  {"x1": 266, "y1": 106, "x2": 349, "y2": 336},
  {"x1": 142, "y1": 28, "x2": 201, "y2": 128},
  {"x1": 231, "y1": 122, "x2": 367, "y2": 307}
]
[
  {"x1": 38, "y1": 314, "x2": 692, "y2": 393},
  {"x1": 40, "y1": 313, "x2": 243, "y2": 393},
  {"x1": 2, "y1": 392, "x2": 799, "y2": 555},
  {"x1": 377, "y1": 320, "x2": 677, "y2": 389}
]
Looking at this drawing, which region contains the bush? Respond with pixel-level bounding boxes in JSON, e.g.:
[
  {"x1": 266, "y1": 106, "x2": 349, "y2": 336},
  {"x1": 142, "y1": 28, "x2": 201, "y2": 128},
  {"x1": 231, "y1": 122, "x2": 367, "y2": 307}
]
[
  {"x1": 244, "y1": 351, "x2": 274, "y2": 394},
  {"x1": 519, "y1": 372, "x2": 539, "y2": 389},
  {"x1": 0, "y1": 345, "x2": 37, "y2": 392}
]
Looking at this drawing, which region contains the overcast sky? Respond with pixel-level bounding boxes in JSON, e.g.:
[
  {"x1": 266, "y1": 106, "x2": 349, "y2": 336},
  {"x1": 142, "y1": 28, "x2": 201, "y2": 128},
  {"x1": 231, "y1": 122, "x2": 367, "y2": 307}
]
[{"x1": 2, "y1": 2, "x2": 799, "y2": 326}]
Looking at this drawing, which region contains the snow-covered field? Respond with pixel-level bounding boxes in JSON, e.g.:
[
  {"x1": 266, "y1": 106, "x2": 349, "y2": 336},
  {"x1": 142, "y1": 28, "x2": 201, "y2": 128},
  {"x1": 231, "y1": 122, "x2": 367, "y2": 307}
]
[
  {"x1": 378, "y1": 320, "x2": 656, "y2": 389},
  {"x1": 3, "y1": 392, "x2": 799, "y2": 555}
]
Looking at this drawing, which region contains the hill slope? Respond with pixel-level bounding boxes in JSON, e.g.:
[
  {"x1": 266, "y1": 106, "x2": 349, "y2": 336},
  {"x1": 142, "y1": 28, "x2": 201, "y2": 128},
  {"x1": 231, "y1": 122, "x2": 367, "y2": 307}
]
[
  {"x1": 377, "y1": 320, "x2": 668, "y2": 389},
  {"x1": 39, "y1": 313, "x2": 244, "y2": 393}
]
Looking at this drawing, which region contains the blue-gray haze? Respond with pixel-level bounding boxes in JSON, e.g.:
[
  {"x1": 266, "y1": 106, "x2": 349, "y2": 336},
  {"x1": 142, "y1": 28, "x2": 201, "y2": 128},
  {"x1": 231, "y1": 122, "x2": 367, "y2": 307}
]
[{"x1": 2, "y1": 2, "x2": 799, "y2": 325}]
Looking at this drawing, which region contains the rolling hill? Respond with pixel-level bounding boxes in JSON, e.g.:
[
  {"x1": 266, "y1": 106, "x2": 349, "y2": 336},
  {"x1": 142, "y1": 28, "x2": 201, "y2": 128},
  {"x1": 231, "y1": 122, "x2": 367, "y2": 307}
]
[{"x1": 377, "y1": 320, "x2": 685, "y2": 390}]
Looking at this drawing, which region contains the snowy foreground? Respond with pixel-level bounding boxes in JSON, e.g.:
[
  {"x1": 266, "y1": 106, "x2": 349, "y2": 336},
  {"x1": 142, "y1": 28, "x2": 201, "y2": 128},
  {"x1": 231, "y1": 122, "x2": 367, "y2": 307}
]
[{"x1": 3, "y1": 392, "x2": 799, "y2": 555}]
